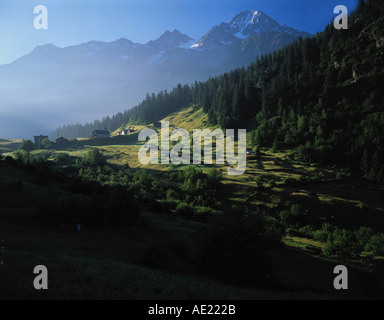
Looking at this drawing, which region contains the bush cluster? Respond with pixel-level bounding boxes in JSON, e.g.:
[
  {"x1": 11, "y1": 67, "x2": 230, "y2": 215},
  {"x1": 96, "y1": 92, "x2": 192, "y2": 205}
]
[{"x1": 313, "y1": 224, "x2": 384, "y2": 257}]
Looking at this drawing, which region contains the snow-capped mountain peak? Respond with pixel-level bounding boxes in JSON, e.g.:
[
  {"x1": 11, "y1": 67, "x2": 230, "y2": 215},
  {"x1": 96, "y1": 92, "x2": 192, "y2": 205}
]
[
  {"x1": 229, "y1": 10, "x2": 281, "y2": 37},
  {"x1": 230, "y1": 10, "x2": 263, "y2": 31},
  {"x1": 192, "y1": 10, "x2": 311, "y2": 48}
]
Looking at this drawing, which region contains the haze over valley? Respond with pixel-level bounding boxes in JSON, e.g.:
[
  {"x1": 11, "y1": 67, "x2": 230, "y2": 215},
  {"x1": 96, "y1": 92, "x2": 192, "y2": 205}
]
[{"x1": 0, "y1": 10, "x2": 310, "y2": 139}]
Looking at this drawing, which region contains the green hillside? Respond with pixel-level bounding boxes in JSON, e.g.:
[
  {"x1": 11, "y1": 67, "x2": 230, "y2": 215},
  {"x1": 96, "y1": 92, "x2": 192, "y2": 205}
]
[
  {"x1": 0, "y1": 139, "x2": 22, "y2": 153},
  {"x1": 159, "y1": 106, "x2": 215, "y2": 133}
]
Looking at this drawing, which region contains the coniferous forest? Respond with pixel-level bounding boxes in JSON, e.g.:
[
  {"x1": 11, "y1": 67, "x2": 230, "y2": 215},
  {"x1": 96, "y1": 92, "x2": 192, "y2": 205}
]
[{"x1": 54, "y1": 0, "x2": 384, "y2": 182}]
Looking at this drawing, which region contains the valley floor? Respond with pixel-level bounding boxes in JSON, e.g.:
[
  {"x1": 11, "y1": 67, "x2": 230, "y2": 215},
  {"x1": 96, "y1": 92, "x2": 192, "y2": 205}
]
[{"x1": 1, "y1": 141, "x2": 383, "y2": 299}]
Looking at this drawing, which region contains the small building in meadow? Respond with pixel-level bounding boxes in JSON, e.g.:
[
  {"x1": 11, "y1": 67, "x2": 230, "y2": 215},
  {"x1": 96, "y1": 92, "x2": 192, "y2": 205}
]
[
  {"x1": 91, "y1": 128, "x2": 110, "y2": 139},
  {"x1": 55, "y1": 137, "x2": 71, "y2": 149}
]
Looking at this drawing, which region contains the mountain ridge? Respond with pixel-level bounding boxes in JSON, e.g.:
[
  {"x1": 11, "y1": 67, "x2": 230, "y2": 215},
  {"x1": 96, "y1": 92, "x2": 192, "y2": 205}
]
[
  {"x1": 2, "y1": 11, "x2": 311, "y2": 66},
  {"x1": 0, "y1": 10, "x2": 312, "y2": 139}
]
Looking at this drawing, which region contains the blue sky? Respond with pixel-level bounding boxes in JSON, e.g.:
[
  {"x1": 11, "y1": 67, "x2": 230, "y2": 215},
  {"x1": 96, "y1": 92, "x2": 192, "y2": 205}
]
[{"x1": 0, "y1": 0, "x2": 358, "y2": 65}]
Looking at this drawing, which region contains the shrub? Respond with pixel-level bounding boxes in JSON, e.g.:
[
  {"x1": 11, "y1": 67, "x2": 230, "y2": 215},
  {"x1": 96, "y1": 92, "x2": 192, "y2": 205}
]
[
  {"x1": 366, "y1": 234, "x2": 384, "y2": 255},
  {"x1": 194, "y1": 206, "x2": 217, "y2": 221},
  {"x1": 166, "y1": 189, "x2": 177, "y2": 200},
  {"x1": 206, "y1": 167, "x2": 222, "y2": 186},
  {"x1": 169, "y1": 170, "x2": 183, "y2": 182},
  {"x1": 178, "y1": 166, "x2": 221, "y2": 207},
  {"x1": 82, "y1": 149, "x2": 106, "y2": 166},
  {"x1": 322, "y1": 229, "x2": 362, "y2": 258},
  {"x1": 151, "y1": 179, "x2": 163, "y2": 194},
  {"x1": 137, "y1": 187, "x2": 151, "y2": 202},
  {"x1": 13, "y1": 150, "x2": 31, "y2": 164},
  {"x1": 31, "y1": 152, "x2": 50, "y2": 164},
  {"x1": 298, "y1": 225, "x2": 315, "y2": 237},
  {"x1": 322, "y1": 240, "x2": 339, "y2": 257},
  {"x1": 313, "y1": 223, "x2": 336, "y2": 242},
  {"x1": 315, "y1": 225, "x2": 383, "y2": 258},
  {"x1": 40, "y1": 138, "x2": 51, "y2": 149},
  {"x1": 55, "y1": 153, "x2": 72, "y2": 164},
  {"x1": 355, "y1": 227, "x2": 374, "y2": 249},
  {"x1": 133, "y1": 169, "x2": 153, "y2": 188},
  {"x1": 18, "y1": 140, "x2": 35, "y2": 152},
  {"x1": 175, "y1": 203, "x2": 194, "y2": 218}
]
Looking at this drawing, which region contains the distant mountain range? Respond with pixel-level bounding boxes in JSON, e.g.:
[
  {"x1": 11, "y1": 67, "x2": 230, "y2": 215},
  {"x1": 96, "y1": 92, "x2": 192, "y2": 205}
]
[{"x1": 0, "y1": 10, "x2": 311, "y2": 139}]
